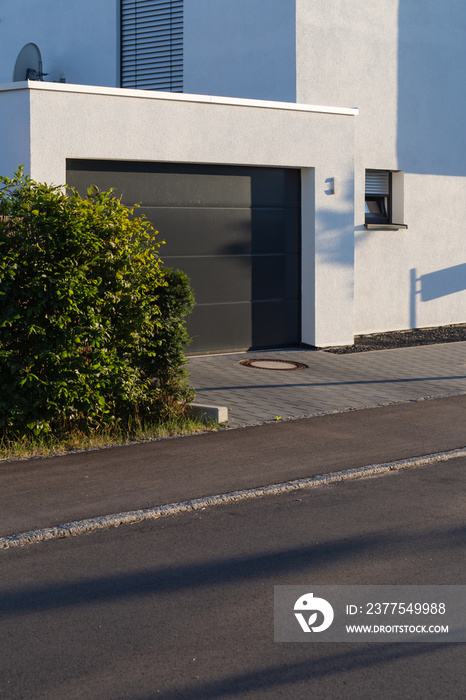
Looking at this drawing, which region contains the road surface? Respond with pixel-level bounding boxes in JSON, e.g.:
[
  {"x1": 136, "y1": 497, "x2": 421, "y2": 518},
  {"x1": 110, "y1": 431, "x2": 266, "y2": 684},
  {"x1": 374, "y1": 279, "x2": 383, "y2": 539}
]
[{"x1": 1, "y1": 455, "x2": 464, "y2": 699}]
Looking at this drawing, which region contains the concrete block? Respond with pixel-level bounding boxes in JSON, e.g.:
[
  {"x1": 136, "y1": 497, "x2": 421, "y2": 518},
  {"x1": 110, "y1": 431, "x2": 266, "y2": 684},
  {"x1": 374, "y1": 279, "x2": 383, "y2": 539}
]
[{"x1": 186, "y1": 403, "x2": 229, "y2": 424}]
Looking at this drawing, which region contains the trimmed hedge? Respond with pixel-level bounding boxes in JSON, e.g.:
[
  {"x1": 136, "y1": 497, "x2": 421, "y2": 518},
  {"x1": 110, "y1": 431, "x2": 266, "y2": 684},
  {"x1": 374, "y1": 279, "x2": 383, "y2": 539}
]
[{"x1": 0, "y1": 168, "x2": 194, "y2": 436}]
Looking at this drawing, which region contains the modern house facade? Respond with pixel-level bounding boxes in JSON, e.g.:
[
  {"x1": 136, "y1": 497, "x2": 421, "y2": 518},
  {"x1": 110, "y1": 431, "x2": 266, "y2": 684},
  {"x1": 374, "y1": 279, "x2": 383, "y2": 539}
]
[{"x1": 0, "y1": 0, "x2": 465, "y2": 353}]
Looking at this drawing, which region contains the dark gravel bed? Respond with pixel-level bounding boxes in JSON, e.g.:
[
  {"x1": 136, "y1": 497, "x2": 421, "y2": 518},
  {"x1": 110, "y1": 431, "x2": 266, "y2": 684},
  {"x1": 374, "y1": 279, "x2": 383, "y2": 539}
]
[{"x1": 321, "y1": 323, "x2": 466, "y2": 354}]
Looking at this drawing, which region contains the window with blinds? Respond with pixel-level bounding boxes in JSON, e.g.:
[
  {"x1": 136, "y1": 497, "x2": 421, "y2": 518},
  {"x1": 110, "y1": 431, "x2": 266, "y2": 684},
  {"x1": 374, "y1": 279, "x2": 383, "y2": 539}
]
[
  {"x1": 121, "y1": 0, "x2": 183, "y2": 91},
  {"x1": 365, "y1": 169, "x2": 391, "y2": 225}
]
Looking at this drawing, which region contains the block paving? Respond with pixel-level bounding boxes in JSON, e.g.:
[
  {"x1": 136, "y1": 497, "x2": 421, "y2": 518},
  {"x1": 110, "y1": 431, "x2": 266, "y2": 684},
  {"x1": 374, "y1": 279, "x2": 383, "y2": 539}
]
[{"x1": 187, "y1": 342, "x2": 466, "y2": 426}]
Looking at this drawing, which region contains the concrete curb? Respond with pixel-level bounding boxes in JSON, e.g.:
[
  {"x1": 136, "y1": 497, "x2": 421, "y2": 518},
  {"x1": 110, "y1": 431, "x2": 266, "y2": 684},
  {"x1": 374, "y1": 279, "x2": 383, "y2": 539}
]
[
  {"x1": 1, "y1": 447, "x2": 465, "y2": 551},
  {"x1": 186, "y1": 403, "x2": 228, "y2": 424}
]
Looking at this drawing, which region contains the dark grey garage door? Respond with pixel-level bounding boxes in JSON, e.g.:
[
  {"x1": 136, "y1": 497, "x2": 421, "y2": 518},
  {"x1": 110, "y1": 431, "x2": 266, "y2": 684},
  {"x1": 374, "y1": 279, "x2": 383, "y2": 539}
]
[{"x1": 67, "y1": 160, "x2": 301, "y2": 354}]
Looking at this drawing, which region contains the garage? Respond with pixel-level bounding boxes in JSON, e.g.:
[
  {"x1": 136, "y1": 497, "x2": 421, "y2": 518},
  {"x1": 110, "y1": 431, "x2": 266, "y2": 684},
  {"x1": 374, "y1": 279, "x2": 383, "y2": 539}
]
[{"x1": 67, "y1": 160, "x2": 301, "y2": 354}]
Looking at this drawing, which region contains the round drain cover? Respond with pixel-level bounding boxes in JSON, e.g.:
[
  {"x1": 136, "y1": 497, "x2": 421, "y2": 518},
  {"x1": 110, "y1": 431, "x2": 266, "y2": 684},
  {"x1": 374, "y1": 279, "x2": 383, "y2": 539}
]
[{"x1": 239, "y1": 359, "x2": 308, "y2": 371}]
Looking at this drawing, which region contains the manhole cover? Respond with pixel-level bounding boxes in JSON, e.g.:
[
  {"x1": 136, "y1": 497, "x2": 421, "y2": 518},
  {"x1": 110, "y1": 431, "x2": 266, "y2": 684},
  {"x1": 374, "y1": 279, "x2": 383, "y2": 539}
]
[{"x1": 239, "y1": 359, "x2": 308, "y2": 371}]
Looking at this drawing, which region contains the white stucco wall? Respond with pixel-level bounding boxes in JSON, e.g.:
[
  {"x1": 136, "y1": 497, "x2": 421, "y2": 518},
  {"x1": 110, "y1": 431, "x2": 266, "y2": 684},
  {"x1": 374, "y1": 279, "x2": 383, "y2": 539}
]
[
  {"x1": 297, "y1": 0, "x2": 466, "y2": 332},
  {"x1": 0, "y1": 82, "x2": 356, "y2": 348},
  {"x1": 355, "y1": 172, "x2": 466, "y2": 334},
  {"x1": 0, "y1": 89, "x2": 30, "y2": 176},
  {"x1": 0, "y1": 0, "x2": 118, "y2": 86},
  {"x1": 296, "y1": 0, "x2": 399, "y2": 166},
  {"x1": 183, "y1": 0, "x2": 296, "y2": 101}
]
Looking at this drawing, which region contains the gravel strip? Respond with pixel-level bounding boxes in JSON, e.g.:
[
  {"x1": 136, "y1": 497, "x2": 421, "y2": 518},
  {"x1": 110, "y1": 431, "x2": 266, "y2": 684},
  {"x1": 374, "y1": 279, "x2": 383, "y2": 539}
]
[{"x1": 321, "y1": 323, "x2": 466, "y2": 354}]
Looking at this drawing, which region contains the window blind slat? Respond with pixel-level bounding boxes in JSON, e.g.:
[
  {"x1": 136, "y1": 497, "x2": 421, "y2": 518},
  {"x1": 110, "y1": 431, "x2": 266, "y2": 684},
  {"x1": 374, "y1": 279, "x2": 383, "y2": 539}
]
[{"x1": 365, "y1": 170, "x2": 390, "y2": 196}]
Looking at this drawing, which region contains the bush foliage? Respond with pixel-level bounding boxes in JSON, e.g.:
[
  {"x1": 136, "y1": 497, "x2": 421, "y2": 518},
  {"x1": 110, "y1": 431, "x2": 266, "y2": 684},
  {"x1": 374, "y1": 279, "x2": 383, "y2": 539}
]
[{"x1": 0, "y1": 168, "x2": 194, "y2": 436}]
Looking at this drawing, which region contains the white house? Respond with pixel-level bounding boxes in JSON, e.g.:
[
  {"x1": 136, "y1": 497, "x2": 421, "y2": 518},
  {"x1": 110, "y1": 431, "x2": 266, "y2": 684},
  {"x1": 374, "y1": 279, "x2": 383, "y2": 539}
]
[{"x1": 0, "y1": 0, "x2": 465, "y2": 353}]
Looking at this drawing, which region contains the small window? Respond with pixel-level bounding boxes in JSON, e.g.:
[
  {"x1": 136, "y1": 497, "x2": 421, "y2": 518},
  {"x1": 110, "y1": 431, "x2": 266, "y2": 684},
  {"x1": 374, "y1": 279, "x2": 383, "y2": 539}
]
[
  {"x1": 365, "y1": 170, "x2": 391, "y2": 224},
  {"x1": 365, "y1": 169, "x2": 408, "y2": 230}
]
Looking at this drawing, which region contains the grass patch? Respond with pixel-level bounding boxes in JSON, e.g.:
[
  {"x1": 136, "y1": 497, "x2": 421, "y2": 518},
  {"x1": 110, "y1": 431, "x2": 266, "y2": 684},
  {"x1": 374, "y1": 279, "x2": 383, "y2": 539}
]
[{"x1": 0, "y1": 417, "x2": 220, "y2": 461}]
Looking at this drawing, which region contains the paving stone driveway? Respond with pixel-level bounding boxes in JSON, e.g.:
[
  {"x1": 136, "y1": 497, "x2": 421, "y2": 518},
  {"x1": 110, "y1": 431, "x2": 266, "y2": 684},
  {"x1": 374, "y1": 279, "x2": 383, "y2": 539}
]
[{"x1": 187, "y1": 342, "x2": 466, "y2": 426}]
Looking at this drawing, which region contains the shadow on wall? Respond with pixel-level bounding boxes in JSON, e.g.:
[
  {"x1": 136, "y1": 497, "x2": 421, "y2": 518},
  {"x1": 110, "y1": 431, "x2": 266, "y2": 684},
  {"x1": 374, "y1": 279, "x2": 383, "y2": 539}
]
[
  {"x1": 315, "y1": 177, "x2": 355, "y2": 269},
  {"x1": 410, "y1": 263, "x2": 466, "y2": 327},
  {"x1": 397, "y1": 0, "x2": 466, "y2": 176}
]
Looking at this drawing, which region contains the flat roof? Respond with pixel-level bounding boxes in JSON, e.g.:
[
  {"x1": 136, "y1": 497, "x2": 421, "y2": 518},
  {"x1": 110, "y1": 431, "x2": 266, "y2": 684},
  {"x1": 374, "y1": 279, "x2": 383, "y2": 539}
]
[{"x1": 0, "y1": 80, "x2": 358, "y2": 117}]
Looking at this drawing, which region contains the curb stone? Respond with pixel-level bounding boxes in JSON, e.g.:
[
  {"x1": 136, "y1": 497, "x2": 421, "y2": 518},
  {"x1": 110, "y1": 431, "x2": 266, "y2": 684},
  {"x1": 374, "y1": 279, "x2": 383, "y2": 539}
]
[{"x1": 1, "y1": 447, "x2": 465, "y2": 551}]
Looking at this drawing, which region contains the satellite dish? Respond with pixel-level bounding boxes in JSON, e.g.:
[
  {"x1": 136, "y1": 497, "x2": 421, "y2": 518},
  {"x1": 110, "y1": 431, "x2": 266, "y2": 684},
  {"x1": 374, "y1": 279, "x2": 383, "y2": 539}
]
[{"x1": 13, "y1": 43, "x2": 48, "y2": 81}]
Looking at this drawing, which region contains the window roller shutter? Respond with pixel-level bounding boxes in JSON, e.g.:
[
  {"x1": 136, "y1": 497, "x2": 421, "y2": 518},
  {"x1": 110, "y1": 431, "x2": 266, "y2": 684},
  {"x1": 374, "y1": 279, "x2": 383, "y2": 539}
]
[
  {"x1": 365, "y1": 170, "x2": 390, "y2": 196},
  {"x1": 121, "y1": 0, "x2": 183, "y2": 91}
]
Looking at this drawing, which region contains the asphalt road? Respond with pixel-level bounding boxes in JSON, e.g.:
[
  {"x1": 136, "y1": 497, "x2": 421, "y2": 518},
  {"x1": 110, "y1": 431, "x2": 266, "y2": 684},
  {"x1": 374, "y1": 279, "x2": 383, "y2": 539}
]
[
  {"x1": 1, "y1": 395, "x2": 465, "y2": 538},
  {"x1": 1, "y1": 455, "x2": 464, "y2": 699}
]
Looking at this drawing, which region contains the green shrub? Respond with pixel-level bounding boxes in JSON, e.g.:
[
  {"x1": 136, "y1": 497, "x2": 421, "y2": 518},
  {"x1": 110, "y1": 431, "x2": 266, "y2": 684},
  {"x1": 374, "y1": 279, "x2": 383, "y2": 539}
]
[
  {"x1": 0, "y1": 168, "x2": 194, "y2": 436},
  {"x1": 147, "y1": 266, "x2": 195, "y2": 410}
]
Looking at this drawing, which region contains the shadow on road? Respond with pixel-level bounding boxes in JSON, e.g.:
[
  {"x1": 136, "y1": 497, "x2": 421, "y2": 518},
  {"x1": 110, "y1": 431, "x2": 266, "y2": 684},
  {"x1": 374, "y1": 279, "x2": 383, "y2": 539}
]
[
  {"x1": 129, "y1": 642, "x2": 452, "y2": 700},
  {"x1": 1, "y1": 524, "x2": 464, "y2": 619}
]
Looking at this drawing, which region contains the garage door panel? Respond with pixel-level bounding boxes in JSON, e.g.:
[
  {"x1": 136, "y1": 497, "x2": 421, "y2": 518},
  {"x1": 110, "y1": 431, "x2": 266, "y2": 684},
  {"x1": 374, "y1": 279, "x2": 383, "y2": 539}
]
[
  {"x1": 143, "y1": 208, "x2": 300, "y2": 258},
  {"x1": 251, "y1": 300, "x2": 301, "y2": 348},
  {"x1": 166, "y1": 255, "x2": 300, "y2": 305},
  {"x1": 251, "y1": 209, "x2": 301, "y2": 255},
  {"x1": 68, "y1": 165, "x2": 252, "y2": 208},
  {"x1": 249, "y1": 169, "x2": 301, "y2": 208},
  {"x1": 67, "y1": 160, "x2": 300, "y2": 209},
  {"x1": 187, "y1": 299, "x2": 300, "y2": 352},
  {"x1": 139, "y1": 208, "x2": 252, "y2": 257},
  {"x1": 186, "y1": 304, "x2": 251, "y2": 353},
  {"x1": 131, "y1": 173, "x2": 252, "y2": 208},
  {"x1": 251, "y1": 255, "x2": 299, "y2": 301},
  {"x1": 164, "y1": 256, "x2": 252, "y2": 305},
  {"x1": 284, "y1": 253, "x2": 302, "y2": 300}
]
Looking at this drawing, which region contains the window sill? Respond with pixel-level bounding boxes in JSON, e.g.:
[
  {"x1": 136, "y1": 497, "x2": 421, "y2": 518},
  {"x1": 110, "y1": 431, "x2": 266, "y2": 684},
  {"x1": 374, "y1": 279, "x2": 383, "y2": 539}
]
[{"x1": 365, "y1": 223, "x2": 408, "y2": 230}]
